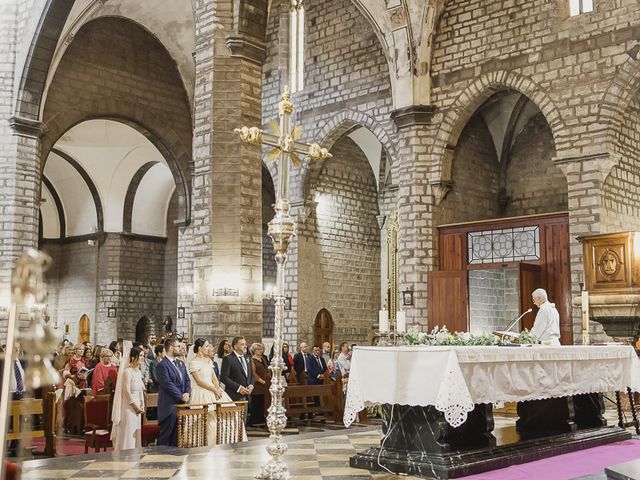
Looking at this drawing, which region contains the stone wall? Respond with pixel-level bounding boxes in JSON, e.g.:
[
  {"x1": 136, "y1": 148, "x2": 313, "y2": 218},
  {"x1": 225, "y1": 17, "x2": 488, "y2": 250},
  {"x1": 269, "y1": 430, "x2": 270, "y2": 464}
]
[
  {"x1": 42, "y1": 233, "x2": 173, "y2": 345},
  {"x1": 163, "y1": 193, "x2": 179, "y2": 324},
  {"x1": 298, "y1": 137, "x2": 380, "y2": 346},
  {"x1": 42, "y1": 241, "x2": 98, "y2": 343},
  {"x1": 602, "y1": 95, "x2": 640, "y2": 231},
  {"x1": 263, "y1": 0, "x2": 395, "y2": 346},
  {"x1": 435, "y1": 116, "x2": 500, "y2": 226},
  {"x1": 506, "y1": 114, "x2": 566, "y2": 217},
  {"x1": 468, "y1": 268, "x2": 519, "y2": 335}
]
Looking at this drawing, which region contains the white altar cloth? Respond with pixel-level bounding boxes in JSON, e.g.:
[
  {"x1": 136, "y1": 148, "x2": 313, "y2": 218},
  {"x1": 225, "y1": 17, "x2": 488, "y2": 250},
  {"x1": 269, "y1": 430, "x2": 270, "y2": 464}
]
[{"x1": 343, "y1": 345, "x2": 640, "y2": 428}]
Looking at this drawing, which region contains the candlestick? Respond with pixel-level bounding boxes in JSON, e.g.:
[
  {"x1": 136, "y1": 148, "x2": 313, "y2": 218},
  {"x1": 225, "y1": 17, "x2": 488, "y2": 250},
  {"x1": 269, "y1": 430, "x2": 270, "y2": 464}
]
[
  {"x1": 379, "y1": 309, "x2": 389, "y2": 333},
  {"x1": 396, "y1": 311, "x2": 406, "y2": 333}
]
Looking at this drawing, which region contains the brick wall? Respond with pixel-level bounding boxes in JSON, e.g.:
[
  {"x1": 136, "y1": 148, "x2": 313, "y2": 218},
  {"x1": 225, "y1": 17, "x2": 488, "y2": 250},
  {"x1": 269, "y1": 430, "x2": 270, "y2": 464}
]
[
  {"x1": 506, "y1": 113, "x2": 566, "y2": 217},
  {"x1": 297, "y1": 137, "x2": 380, "y2": 345},
  {"x1": 435, "y1": 116, "x2": 500, "y2": 226},
  {"x1": 42, "y1": 242, "x2": 98, "y2": 343},
  {"x1": 469, "y1": 268, "x2": 519, "y2": 335},
  {"x1": 43, "y1": 233, "x2": 168, "y2": 345},
  {"x1": 42, "y1": 16, "x2": 191, "y2": 171},
  {"x1": 602, "y1": 96, "x2": 640, "y2": 231},
  {"x1": 263, "y1": 0, "x2": 395, "y2": 345},
  {"x1": 163, "y1": 193, "x2": 179, "y2": 323}
]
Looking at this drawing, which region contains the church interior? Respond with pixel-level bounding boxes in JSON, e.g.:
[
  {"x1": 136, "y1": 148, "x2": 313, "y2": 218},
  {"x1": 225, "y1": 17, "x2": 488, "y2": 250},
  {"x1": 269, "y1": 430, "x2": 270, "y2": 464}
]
[{"x1": 2, "y1": 0, "x2": 640, "y2": 479}]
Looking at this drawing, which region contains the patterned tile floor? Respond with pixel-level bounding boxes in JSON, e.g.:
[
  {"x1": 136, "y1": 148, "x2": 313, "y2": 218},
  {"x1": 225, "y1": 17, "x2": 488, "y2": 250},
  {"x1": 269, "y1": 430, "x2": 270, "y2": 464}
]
[{"x1": 19, "y1": 411, "x2": 636, "y2": 480}]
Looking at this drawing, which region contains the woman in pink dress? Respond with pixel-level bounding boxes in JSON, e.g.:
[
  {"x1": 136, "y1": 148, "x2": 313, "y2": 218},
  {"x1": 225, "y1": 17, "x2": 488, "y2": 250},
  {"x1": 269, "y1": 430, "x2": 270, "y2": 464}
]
[{"x1": 111, "y1": 343, "x2": 146, "y2": 451}]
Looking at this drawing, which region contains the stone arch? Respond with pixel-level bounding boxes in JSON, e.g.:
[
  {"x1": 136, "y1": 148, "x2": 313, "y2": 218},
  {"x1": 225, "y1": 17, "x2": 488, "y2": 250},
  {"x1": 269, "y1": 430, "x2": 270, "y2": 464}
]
[
  {"x1": 50, "y1": 147, "x2": 104, "y2": 233},
  {"x1": 122, "y1": 161, "x2": 162, "y2": 233},
  {"x1": 432, "y1": 71, "x2": 565, "y2": 183},
  {"x1": 12, "y1": 0, "x2": 75, "y2": 121},
  {"x1": 41, "y1": 16, "x2": 192, "y2": 226},
  {"x1": 301, "y1": 109, "x2": 396, "y2": 202},
  {"x1": 43, "y1": 112, "x2": 191, "y2": 228},
  {"x1": 599, "y1": 56, "x2": 640, "y2": 155}
]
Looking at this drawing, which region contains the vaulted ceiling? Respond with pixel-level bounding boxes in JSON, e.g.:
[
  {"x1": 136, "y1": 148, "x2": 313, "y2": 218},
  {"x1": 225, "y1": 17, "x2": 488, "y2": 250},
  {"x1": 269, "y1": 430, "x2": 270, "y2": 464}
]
[{"x1": 41, "y1": 120, "x2": 176, "y2": 240}]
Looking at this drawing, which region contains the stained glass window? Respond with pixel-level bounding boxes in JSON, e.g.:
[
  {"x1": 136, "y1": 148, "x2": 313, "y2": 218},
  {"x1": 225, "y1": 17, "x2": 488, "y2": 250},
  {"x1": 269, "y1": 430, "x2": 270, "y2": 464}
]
[{"x1": 468, "y1": 226, "x2": 540, "y2": 264}]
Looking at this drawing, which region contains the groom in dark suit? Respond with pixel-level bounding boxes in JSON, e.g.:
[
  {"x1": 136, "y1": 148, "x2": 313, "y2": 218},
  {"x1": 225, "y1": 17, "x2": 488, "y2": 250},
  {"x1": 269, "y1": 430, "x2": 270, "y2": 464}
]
[
  {"x1": 220, "y1": 336, "x2": 254, "y2": 422},
  {"x1": 156, "y1": 338, "x2": 190, "y2": 446}
]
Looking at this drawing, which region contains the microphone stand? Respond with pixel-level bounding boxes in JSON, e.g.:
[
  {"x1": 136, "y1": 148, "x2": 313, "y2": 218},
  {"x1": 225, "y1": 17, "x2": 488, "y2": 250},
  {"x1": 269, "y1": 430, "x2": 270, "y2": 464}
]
[
  {"x1": 505, "y1": 308, "x2": 533, "y2": 333},
  {"x1": 496, "y1": 309, "x2": 533, "y2": 343}
]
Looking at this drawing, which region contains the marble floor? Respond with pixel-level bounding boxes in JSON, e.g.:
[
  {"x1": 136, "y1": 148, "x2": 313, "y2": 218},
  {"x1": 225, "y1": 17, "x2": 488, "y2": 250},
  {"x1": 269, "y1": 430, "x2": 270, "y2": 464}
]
[{"x1": 18, "y1": 411, "x2": 637, "y2": 480}]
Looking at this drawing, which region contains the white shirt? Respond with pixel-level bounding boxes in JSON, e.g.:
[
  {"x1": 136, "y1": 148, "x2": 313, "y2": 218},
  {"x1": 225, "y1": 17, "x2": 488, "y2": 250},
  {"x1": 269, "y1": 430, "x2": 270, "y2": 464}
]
[{"x1": 530, "y1": 302, "x2": 561, "y2": 346}]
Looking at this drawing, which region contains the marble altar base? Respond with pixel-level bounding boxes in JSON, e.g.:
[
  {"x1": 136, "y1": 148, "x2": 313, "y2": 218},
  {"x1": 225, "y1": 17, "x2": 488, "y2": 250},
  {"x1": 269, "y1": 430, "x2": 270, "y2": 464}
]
[{"x1": 350, "y1": 399, "x2": 631, "y2": 479}]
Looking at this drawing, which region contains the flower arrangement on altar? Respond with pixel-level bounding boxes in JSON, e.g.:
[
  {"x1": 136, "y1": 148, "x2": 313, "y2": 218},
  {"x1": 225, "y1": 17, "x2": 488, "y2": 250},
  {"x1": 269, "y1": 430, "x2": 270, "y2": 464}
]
[{"x1": 404, "y1": 325, "x2": 538, "y2": 346}]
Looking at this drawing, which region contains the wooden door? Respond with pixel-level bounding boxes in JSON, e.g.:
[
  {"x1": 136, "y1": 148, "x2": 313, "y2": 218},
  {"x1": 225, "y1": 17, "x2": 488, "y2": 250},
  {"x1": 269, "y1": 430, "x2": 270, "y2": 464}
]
[
  {"x1": 313, "y1": 309, "x2": 333, "y2": 347},
  {"x1": 519, "y1": 263, "x2": 542, "y2": 331},
  {"x1": 428, "y1": 271, "x2": 468, "y2": 332},
  {"x1": 78, "y1": 314, "x2": 90, "y2": 343}
]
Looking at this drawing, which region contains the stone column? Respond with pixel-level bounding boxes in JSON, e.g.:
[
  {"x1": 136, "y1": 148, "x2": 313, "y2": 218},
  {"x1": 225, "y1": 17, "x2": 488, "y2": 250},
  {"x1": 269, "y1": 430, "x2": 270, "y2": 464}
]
[
  {"x1": 555, "y1": 152, "x2": 619, "y2": 343},
  {"x1": 186, "y1": 0, "x2": 265, "y2": 343},
  {"x1": 392, "y1": 107, "x2": 437, "y2": 328},
  {"x1": 0, "y1": 0, "x2": 44, "y2": 336}
]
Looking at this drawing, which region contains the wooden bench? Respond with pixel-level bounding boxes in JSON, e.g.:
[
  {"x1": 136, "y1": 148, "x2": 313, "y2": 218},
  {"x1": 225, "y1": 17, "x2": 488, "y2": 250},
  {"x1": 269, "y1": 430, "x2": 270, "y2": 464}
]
[{"x1": 8, "y1": 392, "x2": 56, "y2": 456}]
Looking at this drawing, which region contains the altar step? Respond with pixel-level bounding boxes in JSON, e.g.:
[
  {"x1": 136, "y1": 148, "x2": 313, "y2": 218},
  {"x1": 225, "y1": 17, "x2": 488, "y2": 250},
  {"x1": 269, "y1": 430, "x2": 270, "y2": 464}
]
[{"x1": 351, "y1": 425, "x2": 631, "y2": 479}]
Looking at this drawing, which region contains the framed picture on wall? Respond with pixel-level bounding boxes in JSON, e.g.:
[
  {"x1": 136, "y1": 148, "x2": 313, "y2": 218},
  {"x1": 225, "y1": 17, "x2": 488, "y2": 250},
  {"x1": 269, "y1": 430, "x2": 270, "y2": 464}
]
[{"x1": 107, "y1": 307, "x2": 117, "y2": 318}]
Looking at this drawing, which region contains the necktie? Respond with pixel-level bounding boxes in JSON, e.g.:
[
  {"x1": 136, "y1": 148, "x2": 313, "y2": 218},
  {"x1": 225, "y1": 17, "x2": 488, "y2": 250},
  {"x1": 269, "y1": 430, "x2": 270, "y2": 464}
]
[
  {"x1": 14, "y1": 361, "x2": 23, "y2": 393},
  {"x1": 316, "y1": 356, "x2": 322, "y2": 369},
  {"x1": 303, "y1": 354, "x2": 308, "y2": 372},
  {"x1": 240, "y1": 355, "x2": 247, "y2": 376},
  {"x1": 172, "y1": 359, "x2": 182, "y2": 381}
]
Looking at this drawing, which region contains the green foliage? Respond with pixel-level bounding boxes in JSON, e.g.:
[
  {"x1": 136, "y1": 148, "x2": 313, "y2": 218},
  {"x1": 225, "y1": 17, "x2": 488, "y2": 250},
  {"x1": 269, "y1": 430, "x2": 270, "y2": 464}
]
[{"x1": 404, "y1": 325, "x2": 500, "y2": 347}]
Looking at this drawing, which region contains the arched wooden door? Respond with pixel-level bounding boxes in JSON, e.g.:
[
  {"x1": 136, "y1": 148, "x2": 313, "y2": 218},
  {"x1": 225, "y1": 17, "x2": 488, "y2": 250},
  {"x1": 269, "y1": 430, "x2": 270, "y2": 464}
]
[
  {"x1": 78, "y1": 314, "x2": 91, "y2": 343},
  {"x1": 313, "y1": 309, "x2": 334, "y2": 347}
]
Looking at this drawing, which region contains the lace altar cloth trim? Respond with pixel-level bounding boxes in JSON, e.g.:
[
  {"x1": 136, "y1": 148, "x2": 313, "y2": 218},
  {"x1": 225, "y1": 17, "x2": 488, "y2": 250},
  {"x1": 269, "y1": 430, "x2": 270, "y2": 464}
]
[{"x1": 343, "y1": 345, "x2": 640, "y2": 429}]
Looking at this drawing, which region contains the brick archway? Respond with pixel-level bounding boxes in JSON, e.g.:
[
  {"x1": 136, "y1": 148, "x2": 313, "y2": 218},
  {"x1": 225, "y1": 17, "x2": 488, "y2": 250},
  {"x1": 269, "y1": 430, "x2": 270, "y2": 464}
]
[
  {"x1": 300, "y1": 109, "x2": 396, "y2": 203},
  {"x1": 599, "y1": 57, "x2": 640, "y2": 155},
  {"x1": 431, "y1": 71, "x2": 565, "y2": 183}
]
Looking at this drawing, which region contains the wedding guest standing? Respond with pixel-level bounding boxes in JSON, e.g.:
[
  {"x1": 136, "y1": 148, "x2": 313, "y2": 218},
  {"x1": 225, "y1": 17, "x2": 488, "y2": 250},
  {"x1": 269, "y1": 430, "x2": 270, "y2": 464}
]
[
  {"x1": 92, "y1": 348, "x2": 118, "y2": 395},
  {"x1": 249, "y1": 343, "x2": 271, "y2": 426},
  {"x1": 156, "y1": 338, "x2": 190, "y2": 446},
  {"x1": 220, "y1": 336, "x2": 254, "y2": 423},
  {"x1": 111, "y1": 343, "x2": 146, "y2": 451}
]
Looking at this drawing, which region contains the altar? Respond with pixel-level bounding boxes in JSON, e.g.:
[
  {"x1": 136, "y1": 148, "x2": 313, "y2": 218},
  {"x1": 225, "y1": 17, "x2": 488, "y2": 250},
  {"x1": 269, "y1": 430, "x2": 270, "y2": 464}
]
[{"x1": 344, "y1": 345, "x2": 640, "y2": 479}]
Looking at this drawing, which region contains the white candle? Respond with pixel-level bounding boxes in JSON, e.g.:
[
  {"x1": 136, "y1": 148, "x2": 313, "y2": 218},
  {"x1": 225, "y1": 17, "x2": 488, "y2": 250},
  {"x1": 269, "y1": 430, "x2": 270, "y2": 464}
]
[
  {"x1": 379, "y1": 310, "x2": 389, "y2": 333},
  {"x1": 396, "y1": 311, "x2": 406, "y2": 333},
  {"x1": 581, "y1": 289, "x2": 589, "y2": 344}
]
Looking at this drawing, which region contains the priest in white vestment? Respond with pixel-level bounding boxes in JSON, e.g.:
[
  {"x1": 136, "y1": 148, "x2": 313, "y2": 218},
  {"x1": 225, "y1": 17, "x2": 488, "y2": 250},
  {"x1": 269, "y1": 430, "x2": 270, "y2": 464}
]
[{"x1": 529, "y1": 288, "x2": 561, "y2": 345}]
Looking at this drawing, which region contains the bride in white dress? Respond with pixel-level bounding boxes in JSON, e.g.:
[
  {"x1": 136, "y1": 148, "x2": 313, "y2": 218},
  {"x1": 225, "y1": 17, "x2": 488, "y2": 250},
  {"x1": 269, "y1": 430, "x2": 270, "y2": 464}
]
[{"x1": 188, "y1": 338, "x2": 247, "y2": 445}]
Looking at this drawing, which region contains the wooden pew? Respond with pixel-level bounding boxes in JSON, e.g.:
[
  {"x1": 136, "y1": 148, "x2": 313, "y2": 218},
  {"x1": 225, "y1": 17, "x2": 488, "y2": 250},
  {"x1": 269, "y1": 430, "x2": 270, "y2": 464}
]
[{"x1": 8, "y1": 392, "x2": 56, "y2": 456}]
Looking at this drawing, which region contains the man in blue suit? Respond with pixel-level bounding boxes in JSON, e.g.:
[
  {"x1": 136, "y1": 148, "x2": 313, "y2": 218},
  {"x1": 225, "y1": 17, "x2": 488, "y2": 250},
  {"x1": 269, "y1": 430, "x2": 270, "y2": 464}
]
[
  {"x1": 306, "y1": 345, "x2": 327, "y2": 410},
  {"x1": 156, "y1": 338, "x2": 190, "y2": 446},
  {"x1": 306, "y1": 345, "x2": 327, "y2": 385}
]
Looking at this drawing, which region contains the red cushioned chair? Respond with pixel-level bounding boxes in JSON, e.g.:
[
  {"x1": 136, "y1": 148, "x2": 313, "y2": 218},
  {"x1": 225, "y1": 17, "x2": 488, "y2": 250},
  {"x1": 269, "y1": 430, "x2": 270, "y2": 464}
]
[
  {"x1": 84, "y1": 394, "x2": 112, "y2": 453},
  {"x1": 141, "y1": 393, "x2": 159, "y2": 447},
  {"x1": 4, "y1": 461, "x2": 19, "y2": 480}
]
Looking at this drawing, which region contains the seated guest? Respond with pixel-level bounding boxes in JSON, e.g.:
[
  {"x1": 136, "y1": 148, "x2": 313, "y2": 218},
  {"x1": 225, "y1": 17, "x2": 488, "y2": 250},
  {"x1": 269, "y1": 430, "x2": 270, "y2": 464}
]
[
  {"x1": 92, "y1": 348, "x2": 118, "y2": 395},
  {"x1": 63, "y1": 344, "x2": 88, "y2": 389}
]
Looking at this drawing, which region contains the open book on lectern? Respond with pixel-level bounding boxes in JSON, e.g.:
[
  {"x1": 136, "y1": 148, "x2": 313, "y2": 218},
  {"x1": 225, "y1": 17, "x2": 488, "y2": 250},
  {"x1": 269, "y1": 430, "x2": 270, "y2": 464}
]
[{"x1": 493, "y1": 330, "x2": 520, "y2": 340}]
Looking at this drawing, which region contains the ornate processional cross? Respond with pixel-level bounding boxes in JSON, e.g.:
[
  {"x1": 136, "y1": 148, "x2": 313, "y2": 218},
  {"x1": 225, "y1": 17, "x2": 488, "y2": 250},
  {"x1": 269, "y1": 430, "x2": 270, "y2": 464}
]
[{"x1": 234, "y1": 87, "x2": 331, "y2": 480}]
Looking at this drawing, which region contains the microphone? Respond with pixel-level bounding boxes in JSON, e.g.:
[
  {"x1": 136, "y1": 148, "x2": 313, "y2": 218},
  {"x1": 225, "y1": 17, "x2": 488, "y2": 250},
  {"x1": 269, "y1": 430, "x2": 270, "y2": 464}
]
[{"x1": 505, "y1": 308, "x2": 532, "y2": 333}]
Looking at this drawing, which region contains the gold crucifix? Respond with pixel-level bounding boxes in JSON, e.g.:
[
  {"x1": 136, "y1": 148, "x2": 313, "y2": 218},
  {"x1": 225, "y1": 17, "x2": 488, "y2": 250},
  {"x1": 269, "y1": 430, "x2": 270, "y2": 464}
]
[
  {"x1": 234, "y1": 86, "x2": 331, "y2": 480},
  {"x1": 234, "y1": 86, "x2": 332, "y2": 201}
]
